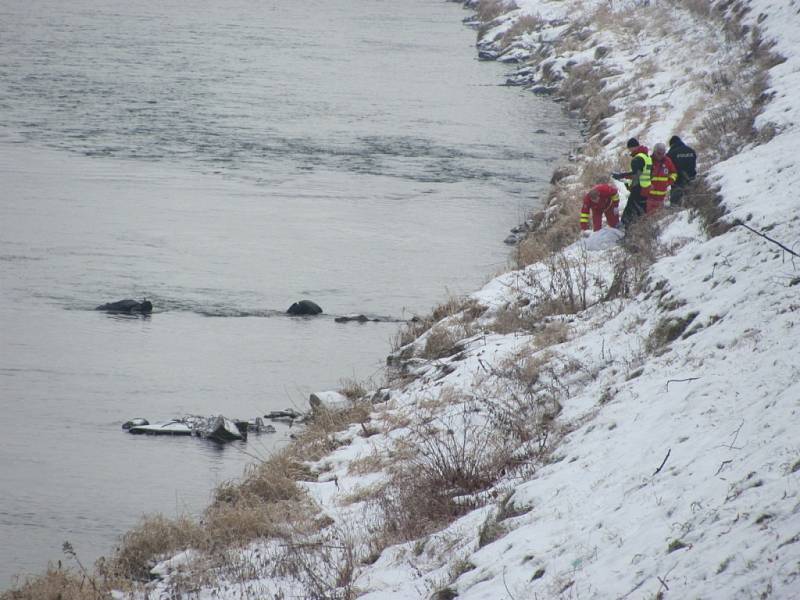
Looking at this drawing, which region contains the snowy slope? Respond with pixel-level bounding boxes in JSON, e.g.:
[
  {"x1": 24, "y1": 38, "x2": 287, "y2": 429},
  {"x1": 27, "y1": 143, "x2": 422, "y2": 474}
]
[{"x1": 136, "y1": 1, "x2": 800, "y2": 598}]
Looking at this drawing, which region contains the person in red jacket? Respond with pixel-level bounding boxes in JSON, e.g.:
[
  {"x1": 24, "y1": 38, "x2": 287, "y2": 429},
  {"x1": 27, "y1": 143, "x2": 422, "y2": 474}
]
[
  {"x1": 579, "y1": 183, "x2": 620, "y2": 232},
  {"x1": 647, "y1": 142, "x2": 678, "y2": 214}
]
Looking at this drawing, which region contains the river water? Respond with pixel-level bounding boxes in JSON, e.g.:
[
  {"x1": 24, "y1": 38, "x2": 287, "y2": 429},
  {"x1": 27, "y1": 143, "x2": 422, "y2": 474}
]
[{"x1": 0, "y1": 0, "x2": 576, "y2": 588}]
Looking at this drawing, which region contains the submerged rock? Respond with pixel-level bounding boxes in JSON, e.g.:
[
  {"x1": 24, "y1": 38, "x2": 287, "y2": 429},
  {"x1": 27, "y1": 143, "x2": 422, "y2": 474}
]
[
  {"x1": 334, "y1": 314, "x2": 379, "y2": 323},
  {"x1": 309, "y1": 391, "x2": 350, "y2": 412},
  {"x1": 96, "y1": 298, "x2": 153, "y2": 314},
  {"x1": 286, "y1": 299, "x2": 323, "y2": 315}
]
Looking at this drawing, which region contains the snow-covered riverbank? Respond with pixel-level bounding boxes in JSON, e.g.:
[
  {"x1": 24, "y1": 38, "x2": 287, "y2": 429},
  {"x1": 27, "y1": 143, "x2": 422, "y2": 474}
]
[{"x1": 8, "y1": 0, "x2": 799, "y2": 598}]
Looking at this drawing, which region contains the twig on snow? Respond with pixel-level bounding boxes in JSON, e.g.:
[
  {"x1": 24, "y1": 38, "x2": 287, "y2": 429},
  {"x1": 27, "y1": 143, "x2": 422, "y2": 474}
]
[
  {"x1": 665, "y1": 377, "x2": 700, "y2": 391},
  {"x1": 653, "y1": 449, "x2": 672, "y2": 476},
  {"x1": 619, "y1": 578, "x2": 647, "y2": 598},
  {"x1": 502, "y1": 566, "x2": 518, "y2": 600},
  {"x1": 736, "y1": 221, "x2": 800, "y2": 260},
  {"x1": 728, "y1": 420, "x2": 745, "y2": 450},
  {"x1": 715, "y1": 459, "x2": 733, "y2": 476}
]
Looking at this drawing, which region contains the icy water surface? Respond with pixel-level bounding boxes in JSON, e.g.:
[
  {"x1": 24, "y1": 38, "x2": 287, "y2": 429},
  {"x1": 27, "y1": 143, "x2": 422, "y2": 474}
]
[{"x1": 0, "y1": 0, "x2": 577, "y2": 587}]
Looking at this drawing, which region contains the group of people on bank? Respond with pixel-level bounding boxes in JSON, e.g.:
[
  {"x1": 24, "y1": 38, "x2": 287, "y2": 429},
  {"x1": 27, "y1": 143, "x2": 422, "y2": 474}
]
[{"x1": 578, "y1": 136, "x2": 697, "y2": 233}]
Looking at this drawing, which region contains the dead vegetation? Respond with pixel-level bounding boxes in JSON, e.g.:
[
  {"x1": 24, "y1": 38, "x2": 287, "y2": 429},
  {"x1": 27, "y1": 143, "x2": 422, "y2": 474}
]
[
  {"x1": 371, "y1": 403, "x2": 516, "y2": 547},
  {"x1": 392, "y1": 295, "x2": 485, "y2": 352},
  {"x1": 1, "y1": 566, "x2": 112, "y2": 600},
  {"x1": 605, "y1": 216, "x2": 665, "y2": 301},
  {"x1": 7, "y1": 2, "x2": 789, "y2": 599},
  {"x1": 475, "y1": 0, "x2": 518, "y2": 27}
]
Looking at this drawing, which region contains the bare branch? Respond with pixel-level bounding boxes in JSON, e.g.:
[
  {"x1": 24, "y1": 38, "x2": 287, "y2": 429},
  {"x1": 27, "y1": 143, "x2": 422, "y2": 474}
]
[
  {"x1": 653, "y1": 449, "x2": 671, "y2": 476},
  {"x1": 665, "y1": 377, "x2": 700, "y2": 391},
  {"x1": 736, "y1": 221, "x2": 800, "y2": 258}
]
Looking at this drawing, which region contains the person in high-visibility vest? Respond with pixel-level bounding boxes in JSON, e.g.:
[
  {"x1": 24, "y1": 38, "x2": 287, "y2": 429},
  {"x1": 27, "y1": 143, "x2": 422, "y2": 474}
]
[
  {"x1": 614, "y1": 137, "x2": 652, "y2": 228},
  {"x1": 579, "y1": 183, "x2": 620, "y2": 232},
  {"x1": 647, "y1": 142, "x2": 678, "y2": 214}
]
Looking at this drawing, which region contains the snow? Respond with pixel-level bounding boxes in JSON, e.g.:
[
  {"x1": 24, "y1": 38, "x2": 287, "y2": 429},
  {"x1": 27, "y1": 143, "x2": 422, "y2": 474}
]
[{"x1": 135, "y1": 0, "x2": 800, "y2": 598}]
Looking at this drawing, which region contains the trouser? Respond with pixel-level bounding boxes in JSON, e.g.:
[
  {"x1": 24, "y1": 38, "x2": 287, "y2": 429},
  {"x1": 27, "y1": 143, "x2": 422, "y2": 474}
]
[
  {"x1": 590, "y1": 206, "x2": 619, "y2": 230},
  {"x1": 621, "y1": 187, "x2": 646, "y2": 227},
  {"x1": 670, "y1": 180, "x2": 693, "y2": 206},
  {"x1": 646, "y1": 197, "x2": 665, "y2": 214}
]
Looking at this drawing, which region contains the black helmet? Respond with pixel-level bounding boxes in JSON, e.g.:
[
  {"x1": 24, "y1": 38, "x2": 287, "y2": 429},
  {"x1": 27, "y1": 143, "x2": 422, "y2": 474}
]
[{"x1": 626, "y1": 137, "x2": 639, "y2": 148}]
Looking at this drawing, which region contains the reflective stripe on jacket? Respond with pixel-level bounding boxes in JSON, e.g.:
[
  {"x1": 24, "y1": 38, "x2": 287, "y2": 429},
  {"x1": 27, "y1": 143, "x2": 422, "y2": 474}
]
[
  {"x1": 580, "y1": 184, "x2": 619, "y2": 231},
  {"x1": 635, "y1": 152, "x2": 652, "y2": 190},
  {"x1": 648, "y1": 155, "x2": 678, "y2": 197}
]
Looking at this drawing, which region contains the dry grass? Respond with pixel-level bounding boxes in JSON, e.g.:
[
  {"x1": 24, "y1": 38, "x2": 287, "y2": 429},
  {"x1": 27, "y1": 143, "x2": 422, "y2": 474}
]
[
  {"x1": 500, "y1": 14, "x2": 545, "y2": 49},
  {"x1": 603, "y1": 216, "x2": 664, "y2": 301},
  {"x1": 338, "y1": 376, "x2": 368, "y2": 401},
  {"x1": 537, "y1": 249, "x2": 595, "y2": 316},
  {"x1": 271, "y1": 527, "x2": 359, "y2": 600},
  {"x1": 559, "y1": 62, "x2": 616, "y2": 136},
  {"x1": 0, "y1": 567, "x2": 112, "y2": 600},
  {"x1": 534, "y1": 319, "x2": 571, "y2": 347},
  {"x1": 488, "y1": 302, "x2": 535, "y2": 334},
  {"x1": 339, "y1": 481, "x2": 387, "y2": 506},
  {"x1": 292, "y1": 401, "x2": 375, "y2": 461},
  {"x1": 392, "y1": 296, "x2": 484, "y2": 352},
  {"x1": 421, "y1": 324, "x2": 467, "y2": 359},
  {"x1": 476, "y1": 0, "x2": 518, "y2": 24},
  {"x1": 10, "y1": 1, "x2": 789, "y2": 597},
  {"x1": 515, "y1": 200, "x2": 576, "y2": 267},
  {"x1": 108, "y1": 514, "x2": 204, "y2": 581},
  {"x1": 683, "y1": 175, "x2": 734, "y2": 238},
  {"x1": 346, "y1": 447, "x2": 388, "y2": 476},
  {"x1": 646, "y1": 312, "x2": 700, "y2": 353},
  {"x1": 367, "y1": 391, "x2": 515, "y2": 547},
  {"x1": 476, "y1": 348, "x2": 562, "y2": 450}
]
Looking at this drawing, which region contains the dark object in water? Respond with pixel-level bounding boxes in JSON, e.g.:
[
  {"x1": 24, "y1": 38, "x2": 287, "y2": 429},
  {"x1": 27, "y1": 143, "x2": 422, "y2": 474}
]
[
  {"x1": 286, "y1": 300, "x2": 322, "y2": 315},
  {"x1": 334, "y1": 314, "x2": 378, "y2": 323},
  {"x1": 265, "y1": 409, "x2": 304, "y2": 424},
  {"x1": 96, "y1": 299, "x2": 153, "y2": 314},
  {"x1": 124, "y1": 415, "x2": 274, "y2": 441}
]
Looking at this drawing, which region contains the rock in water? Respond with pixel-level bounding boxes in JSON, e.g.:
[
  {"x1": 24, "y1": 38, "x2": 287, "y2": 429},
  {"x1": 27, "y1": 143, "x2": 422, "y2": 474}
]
[
  {"x1": 309, "y1": 391, "x2": 350, "y2": 411},
  {"x1": 96, "y1": 299, "x2": 153, "y2": 314},
  {"x1": 287, "y1": 300, "x2": 323, "y2": 315}
]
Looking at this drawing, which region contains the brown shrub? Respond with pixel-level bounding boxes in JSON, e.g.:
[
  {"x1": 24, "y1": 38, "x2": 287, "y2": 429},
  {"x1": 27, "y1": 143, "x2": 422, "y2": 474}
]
[
  {"x1": 488, "y1": 303, "x2": 535, "y2": 334},
  {"x1": 476, "y1": 349, "x2": 562, "y2": 450},
  {"x1": 534, "y1": 319, "x2": 571, "y2": 347},
  {"x1": 604, "y1": 216, "x2": 664, "y2": 300},
  {"x1": 421, "y1": 324, "x2": 466, "y2": 359},
  {"x1": 684, "y1": 175, "x2": 733, "y2": 238},
  {"x1": 500, "y1": 14, "x2": 545, "y2": 49},
  {"x1": 338, "y1": 376, "x2": 368, "y2": 401},
  {"x1": 559, "y1": 62, "x2": 616, "y2": 135},
  {"x1": 522, "y1": 244, "x2": 605, "y2": 318},
  {"x1": 695, "y1": 96, "x2": 759, "y2": 162},
  {"x1": 110, "y1": 514, "x2": 204, "y2": 581},
  {"x1": 373, "y1": 406, "x2": 512, "y2": 544},
  {"x1": 203, "y1": 497, "x2": 304, "y2": 548},
  {"x1": 215, "y1": 452, "x2": 312, "y2": 509},
  {"x1": 393, "y1": 296, "x2": 484, "y2": 351},
  {"x1": 476, "y1": 0, "x2": 518, "y2": 24},
  {"x1": 515, "y1": 201, "x2": 576, "y2": 267},
  {"x1": 0, "y1": 567, "x2": 111, "y2": 600},
  {"x1": 272, "y1": 527, "x2": 359, "y2": 600},
  {"x1": 646, "y1": 312, "x2": 700, "y2": 353}
]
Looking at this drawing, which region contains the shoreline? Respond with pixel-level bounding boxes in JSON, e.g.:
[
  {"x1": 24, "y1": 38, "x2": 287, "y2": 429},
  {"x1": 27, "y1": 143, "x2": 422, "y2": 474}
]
[{"x1": 6, "y1": 0, "x2": 800, "y2": 598}]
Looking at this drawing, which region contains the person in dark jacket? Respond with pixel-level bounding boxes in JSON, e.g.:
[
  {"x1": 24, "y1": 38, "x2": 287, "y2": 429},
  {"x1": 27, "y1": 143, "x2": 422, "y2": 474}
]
[
  {"x1": 614, "y1": 137, "x2": 652, "y2": 228},
  {"x1": 667, "y1": 135, "x2": 697, "y2": 206}
]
